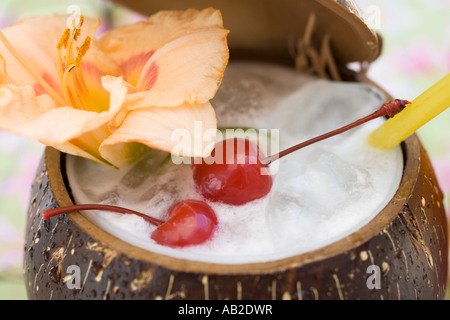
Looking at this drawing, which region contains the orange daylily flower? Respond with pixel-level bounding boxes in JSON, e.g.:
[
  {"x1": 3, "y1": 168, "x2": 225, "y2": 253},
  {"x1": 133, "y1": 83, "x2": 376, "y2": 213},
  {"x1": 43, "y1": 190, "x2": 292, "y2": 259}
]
[{"x1": 0, "y1": 8, "x2": 229, "y2": 167}]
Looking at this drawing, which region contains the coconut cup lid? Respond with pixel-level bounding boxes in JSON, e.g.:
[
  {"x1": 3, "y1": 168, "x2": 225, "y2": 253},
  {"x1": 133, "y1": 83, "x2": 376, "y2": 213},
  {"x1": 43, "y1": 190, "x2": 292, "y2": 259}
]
[{"x1": 111, "y1": 0, "x2": 381, "y2": 66}]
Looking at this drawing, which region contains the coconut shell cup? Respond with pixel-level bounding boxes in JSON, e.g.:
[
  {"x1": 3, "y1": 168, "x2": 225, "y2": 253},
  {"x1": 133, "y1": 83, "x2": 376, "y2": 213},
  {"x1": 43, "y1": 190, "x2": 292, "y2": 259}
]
[{"x1": 24, "y1": 0, "x2": 448, "y2": 300}]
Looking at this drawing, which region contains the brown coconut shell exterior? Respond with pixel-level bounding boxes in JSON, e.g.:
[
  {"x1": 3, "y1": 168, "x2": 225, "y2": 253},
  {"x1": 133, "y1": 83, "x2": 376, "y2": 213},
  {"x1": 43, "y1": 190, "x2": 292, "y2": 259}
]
[
  {"x1": 23, "y1": 0, "x2": 447, "y2": 300},
  {"x1": 24, "y1": 134, "x2": 448, "y2": 300}
]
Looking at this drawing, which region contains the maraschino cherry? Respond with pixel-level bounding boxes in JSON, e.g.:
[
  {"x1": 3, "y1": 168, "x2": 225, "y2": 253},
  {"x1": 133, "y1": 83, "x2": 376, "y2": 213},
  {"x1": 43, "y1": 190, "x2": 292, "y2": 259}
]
[
  {"x1": 192, "y1": 138, "x2": 273, "y2": 205},
  {"x1": 42, "y1": 200, "x2": 218, "y2": 248},
  {"x1": 191, "y1": 99, "x2": 410, "y2": 205},
  {"x1": 150, "y1": 200, "x2": 217, "y2": 247}
]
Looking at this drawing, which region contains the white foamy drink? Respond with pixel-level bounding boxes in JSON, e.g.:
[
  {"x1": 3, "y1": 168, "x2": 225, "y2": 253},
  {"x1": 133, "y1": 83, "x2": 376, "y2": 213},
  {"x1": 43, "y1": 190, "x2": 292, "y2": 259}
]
[{"x1": 66, "y1": 61, "x2": 403, "y2": 264}]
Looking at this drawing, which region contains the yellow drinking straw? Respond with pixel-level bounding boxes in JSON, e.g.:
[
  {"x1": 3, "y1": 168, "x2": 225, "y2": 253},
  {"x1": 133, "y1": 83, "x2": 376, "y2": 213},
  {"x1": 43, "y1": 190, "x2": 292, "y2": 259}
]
[{"x1": 369, "y1": 73, "x2": 450, "y2": 149}]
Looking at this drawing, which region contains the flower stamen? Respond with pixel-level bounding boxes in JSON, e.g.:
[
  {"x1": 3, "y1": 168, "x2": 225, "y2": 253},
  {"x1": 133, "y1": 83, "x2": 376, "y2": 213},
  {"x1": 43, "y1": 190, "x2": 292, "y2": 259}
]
[
  {"x1": 57, "y1": 28, "x2": 70, "y2": 50},
  {"x1": 67, "y1": 64, "x2": 76, "y2": 72},
  {"x1": 57, "y1": 16, "x2": 92, "y2": 110},
  {"x1": 75, "y1": 37, "x2": 91, "y2": 67}
]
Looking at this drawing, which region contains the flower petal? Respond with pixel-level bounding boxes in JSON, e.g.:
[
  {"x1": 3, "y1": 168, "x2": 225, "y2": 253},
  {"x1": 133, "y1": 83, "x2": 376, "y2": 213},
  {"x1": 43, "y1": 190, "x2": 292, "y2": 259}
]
[
  {"x1": 126, "y1": 27, "x2": 228, "y2": 109},
  {"x1": 100, "y1": 102, "x2": 217, "y2": 168},
  {"x1": 0, "y1": 85, "x2": 56, "y2": 138},
  {"x1": 0, "y1": 76, "x2": 127, "y2": 163},
  {"x1": 98, "y1": 8, "x2": 224, "y2": 67},
  {"x1": 0, "y1": 55, "x2": 6, "y2": 85},
  {"x1": 97, "y1": 8, "x2": 228, "y2": 102},
  {"x1": 52, "y1": 141, "x2": 111, "y2": 166}
]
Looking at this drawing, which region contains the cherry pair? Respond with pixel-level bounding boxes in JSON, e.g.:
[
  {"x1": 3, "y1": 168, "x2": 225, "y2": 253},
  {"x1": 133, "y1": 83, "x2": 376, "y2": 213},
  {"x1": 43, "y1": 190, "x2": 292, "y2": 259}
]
[{"x1": 43, "y1": 138, "x2": 269, "y2": 248}]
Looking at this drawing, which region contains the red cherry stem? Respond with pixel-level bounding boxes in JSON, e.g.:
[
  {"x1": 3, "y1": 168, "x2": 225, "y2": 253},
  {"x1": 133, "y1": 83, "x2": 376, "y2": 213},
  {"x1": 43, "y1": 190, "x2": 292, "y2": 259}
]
[
  {"x1": 261, "y1": 99, "x2": 410, "y2": 166},
  {"x1": 42, "y1": 204, "x2": 164, "y2": 226}
]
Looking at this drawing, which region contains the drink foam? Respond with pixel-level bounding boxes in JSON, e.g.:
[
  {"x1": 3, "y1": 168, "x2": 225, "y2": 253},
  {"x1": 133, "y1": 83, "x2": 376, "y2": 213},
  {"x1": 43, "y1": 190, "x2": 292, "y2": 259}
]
[{"x1": 66, "y1": 61, "x2": 403, "y2": 264}]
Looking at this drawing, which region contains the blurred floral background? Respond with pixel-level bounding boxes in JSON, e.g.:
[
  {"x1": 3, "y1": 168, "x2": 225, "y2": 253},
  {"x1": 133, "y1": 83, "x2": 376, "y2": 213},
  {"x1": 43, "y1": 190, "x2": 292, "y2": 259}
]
[{"x1": 0, "y1": 0, "x2": 448, "y2": 299}]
